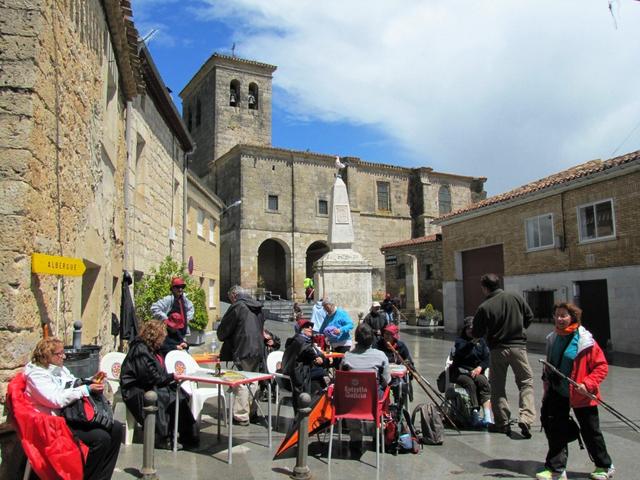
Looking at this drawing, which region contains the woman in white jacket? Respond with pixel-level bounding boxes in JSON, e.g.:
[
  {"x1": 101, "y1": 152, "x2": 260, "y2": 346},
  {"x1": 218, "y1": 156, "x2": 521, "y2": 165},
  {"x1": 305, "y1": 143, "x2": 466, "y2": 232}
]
[{"x1": 24, "y1": 337, "x2": 122, "y2": 480}]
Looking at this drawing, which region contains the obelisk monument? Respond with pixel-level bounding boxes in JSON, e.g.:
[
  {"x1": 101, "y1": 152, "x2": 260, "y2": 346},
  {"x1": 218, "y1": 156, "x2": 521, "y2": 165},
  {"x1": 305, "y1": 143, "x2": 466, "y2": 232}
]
[{"x1": 314, "y1": 159, "x2": 372, "y2": 322}]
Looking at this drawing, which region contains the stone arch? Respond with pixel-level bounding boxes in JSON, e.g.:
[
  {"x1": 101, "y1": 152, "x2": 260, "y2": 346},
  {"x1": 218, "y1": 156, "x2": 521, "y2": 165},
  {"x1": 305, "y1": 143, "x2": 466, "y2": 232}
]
[
  {"x1": 257, "y1": 238, "x2": 290, "y2": 299},
  {"x1": 229, "y1": 79, "x2": 240, "y2": 106},
  {"x1": 305, "y1": 240, "x2": 329, "y2": 278}
]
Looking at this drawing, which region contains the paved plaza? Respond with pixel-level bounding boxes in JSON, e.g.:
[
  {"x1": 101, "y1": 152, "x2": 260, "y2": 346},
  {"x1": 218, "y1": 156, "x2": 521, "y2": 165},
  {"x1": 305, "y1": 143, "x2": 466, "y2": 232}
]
[{"x1": 113, "y1": 320, "x2": 640, "y2": 480}]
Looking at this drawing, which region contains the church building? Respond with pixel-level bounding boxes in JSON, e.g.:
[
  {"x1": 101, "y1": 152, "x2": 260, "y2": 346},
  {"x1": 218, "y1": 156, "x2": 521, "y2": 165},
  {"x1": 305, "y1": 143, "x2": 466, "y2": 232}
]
[{"x1": 180, "y1": 54, "x2": 486, "y2": 302}]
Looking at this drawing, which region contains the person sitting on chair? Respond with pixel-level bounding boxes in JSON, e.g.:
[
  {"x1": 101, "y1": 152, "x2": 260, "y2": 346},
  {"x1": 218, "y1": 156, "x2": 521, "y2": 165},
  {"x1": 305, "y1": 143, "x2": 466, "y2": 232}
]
[
  {"x1": 282, "y1": 319, "x2": 331, "y2": 412},
  {"x1": 376, "y1": 324, "x2": 413, "y2": 406},
  {"x1": 342, "y1": 323, "x2": 391, "y2": 457},
  {"x1": 451, "y1": 316, "x2": 492, "y2": 427},
  {"x1": 158, "y1": 312, "x2": 188, "y2": 358},
  {"x1": 120, "y1": 320, "x2": 197, "y2": 449},
  {"x1": 24, "y1": 338, "x2": 123, "y2": 480}
]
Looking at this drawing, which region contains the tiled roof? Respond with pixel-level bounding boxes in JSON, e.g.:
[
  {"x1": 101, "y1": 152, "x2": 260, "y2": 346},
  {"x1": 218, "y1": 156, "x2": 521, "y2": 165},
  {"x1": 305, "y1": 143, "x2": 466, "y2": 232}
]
[
  {"x1": 381, "y1": 234, "x2": 440, "y2": 250},
  {"x1": 437, "y1": 150, "x2": 640, "y2": 222},
  {"x1": 211, "y1": 53, "x2": 277, "y2": 71}
]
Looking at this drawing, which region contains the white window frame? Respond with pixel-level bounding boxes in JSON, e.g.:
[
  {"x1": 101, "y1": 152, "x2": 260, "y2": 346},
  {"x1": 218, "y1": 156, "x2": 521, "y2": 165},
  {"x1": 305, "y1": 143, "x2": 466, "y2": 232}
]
[
  {"x1": 196, "y1": 209, "x2": 204, "y2": 238},
  {"x1": 209, "y1": 218, "x2": 216, "y2": 243},
  {"x1": 208, "y1": 279, "x2": 215, "y2": 309},
  {"x1": 577, "y1": 199, "x2": 616, "y2": 243},
  {"x1": 524, "y1": 213, "x2": 555, "y2": 251}
]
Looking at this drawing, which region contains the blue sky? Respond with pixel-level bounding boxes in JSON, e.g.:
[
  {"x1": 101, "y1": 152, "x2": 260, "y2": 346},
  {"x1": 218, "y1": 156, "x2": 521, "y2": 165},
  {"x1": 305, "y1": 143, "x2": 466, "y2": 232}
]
[{"x1": 133, "y1": 0, "x2": 640, "y2": 195}]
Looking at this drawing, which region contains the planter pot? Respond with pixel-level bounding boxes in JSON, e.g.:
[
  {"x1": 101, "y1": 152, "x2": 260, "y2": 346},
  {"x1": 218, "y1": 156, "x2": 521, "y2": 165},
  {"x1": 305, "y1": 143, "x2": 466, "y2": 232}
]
[{"x1": 185, "y1": 328, "x2": 205, "y2": 346}]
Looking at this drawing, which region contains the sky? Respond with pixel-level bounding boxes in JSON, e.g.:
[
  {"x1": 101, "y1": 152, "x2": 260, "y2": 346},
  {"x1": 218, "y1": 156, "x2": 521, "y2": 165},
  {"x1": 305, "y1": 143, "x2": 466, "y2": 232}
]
[{"x1": 132, "y1": 0, "x2": 640, "y2": 195}]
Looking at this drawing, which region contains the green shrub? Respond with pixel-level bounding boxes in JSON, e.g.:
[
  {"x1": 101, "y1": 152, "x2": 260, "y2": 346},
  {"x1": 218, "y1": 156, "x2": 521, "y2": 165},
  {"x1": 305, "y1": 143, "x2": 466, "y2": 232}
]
[
  {"x1": 419, "y1": 303, "x2": 443, "y2": 323},
  {"x1": 133, "y1": 256, "x2": 209, "y2": 331}
]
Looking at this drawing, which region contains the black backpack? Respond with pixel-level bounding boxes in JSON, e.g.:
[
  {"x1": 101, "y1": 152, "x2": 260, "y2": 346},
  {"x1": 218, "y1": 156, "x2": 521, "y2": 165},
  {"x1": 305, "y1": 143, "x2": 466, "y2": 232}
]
[
  {"x1": 411, "y1": 402, "x2": 444, "y2": 445},
  {"x1": 62, "y1": 380, "x2": 114, "y2": 430}
]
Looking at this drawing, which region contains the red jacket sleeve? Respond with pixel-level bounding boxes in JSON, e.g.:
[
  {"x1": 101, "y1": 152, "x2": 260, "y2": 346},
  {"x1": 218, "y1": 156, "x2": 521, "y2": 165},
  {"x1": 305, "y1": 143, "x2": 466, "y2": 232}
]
[{"x1": 582, "y1": 341, "x2": 608, "y2": 394}]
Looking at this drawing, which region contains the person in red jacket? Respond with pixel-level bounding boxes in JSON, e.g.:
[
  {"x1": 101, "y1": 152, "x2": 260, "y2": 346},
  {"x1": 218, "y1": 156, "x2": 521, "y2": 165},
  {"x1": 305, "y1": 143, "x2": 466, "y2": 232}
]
[{"x1": 536, "y1": 302, "x2": 615, "y2": 480}]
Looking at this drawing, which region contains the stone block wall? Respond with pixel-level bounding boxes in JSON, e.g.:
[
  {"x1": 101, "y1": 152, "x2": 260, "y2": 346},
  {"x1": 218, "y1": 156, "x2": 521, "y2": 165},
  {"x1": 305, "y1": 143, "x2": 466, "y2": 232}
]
[
  {"x1": 441, "y1": 170, "x2": 640, "y2": 282},
  {"x1": 0, "y1": 0, "x2": 127, "y2": 403},
  {"x1": 130, "y1": 96, "x2": 185, "y2": 275},
  {"x1": 186, "y1": 173, "x2": 223, "y2": 328}
]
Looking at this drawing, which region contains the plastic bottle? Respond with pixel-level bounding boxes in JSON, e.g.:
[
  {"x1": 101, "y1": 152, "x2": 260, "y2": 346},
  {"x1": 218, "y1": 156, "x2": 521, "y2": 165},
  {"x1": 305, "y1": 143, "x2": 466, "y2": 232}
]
[{"x1": 210, "y1": 337, "x2": 218, "y2": 354}]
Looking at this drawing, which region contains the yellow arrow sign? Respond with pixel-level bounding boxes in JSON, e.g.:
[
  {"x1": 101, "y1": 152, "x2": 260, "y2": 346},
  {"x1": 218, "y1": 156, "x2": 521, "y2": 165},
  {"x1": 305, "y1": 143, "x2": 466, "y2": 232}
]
[{"x1": 31, "y1": 253, "x2": 86, "y2": 276}]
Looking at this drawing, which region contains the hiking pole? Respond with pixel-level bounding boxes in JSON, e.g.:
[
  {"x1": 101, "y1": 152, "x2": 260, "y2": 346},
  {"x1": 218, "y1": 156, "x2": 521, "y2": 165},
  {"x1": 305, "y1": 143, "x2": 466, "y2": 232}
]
[
  {"x1": 386, "y1": 341, "x2": 460, "y2": 432},
  {"x1": 539, "y1": 359, "x2": 640, "y2": 432}
]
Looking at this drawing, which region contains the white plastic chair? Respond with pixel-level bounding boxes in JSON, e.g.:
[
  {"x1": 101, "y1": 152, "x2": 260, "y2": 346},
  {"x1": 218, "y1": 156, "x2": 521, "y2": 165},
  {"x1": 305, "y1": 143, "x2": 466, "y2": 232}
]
[
  {"x1": 100, "y1": 351, "x2": 137, "y2": 444},
  {"x1": 266, "y1": 350, "x2": 293, "y2": 428},
  {"x1": 165, "y1": 350, "x2": 227, "y2": 426}
]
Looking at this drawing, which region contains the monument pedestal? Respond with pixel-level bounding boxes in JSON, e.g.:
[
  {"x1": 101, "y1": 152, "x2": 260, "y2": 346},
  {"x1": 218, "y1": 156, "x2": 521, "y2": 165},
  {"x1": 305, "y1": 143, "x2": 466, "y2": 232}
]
[{"x1": 315, "y1": 248, "x2": 372, "y2": 323}]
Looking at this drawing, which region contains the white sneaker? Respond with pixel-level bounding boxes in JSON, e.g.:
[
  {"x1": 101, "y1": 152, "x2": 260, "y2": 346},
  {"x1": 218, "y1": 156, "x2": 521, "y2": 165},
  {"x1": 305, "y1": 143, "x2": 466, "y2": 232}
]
[{"x1": 590, "y1": 465, "x2": 615, "y2": 479}]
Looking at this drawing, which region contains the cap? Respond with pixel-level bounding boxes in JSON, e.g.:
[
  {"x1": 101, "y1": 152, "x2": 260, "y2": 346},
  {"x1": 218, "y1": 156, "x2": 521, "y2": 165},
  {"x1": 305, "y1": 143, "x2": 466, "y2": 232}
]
[
  {"x1": 383, "y1": 324, "x2": 400, "y2": 339},
  {"x1": 171, "y1": 277, "x2": 186, "y2": 288},
  {"x1": 165, "y1": 312, "x2": 185, "y2": 329},
  {"x1": 297, "y1": 318, "x2": 314, "y2": 330},
  {"x1": 372, "y1": 301, "x2": 381, "y2": 308}
]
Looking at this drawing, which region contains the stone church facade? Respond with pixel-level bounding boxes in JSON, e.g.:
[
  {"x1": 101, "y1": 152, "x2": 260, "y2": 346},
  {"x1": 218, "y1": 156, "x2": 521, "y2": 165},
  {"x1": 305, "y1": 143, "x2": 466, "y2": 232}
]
[{"x1": 180, "y1": 54, "x2": 486, "y2": 301}]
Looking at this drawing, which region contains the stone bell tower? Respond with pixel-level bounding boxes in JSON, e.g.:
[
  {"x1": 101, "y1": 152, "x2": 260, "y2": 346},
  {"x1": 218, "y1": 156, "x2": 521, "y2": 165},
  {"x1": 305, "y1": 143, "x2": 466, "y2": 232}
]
[{"x1": 179, "y1": 53, "x2": 277, "y2": 176}]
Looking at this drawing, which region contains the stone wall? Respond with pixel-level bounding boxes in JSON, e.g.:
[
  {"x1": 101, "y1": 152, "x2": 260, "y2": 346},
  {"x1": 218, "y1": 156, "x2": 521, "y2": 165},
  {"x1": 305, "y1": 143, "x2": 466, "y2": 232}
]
[
  {"x1": 0, "y1": 0, "x2": 128, "y2": 403},
  {"x1": 210, "y1": 146, "x2": 480, "y2": 300},
  {"x1": 180, "y1": 55, "x2": 275, "y2": 176},
  {"x1": 186, "y1": 173, "x2": 223, "y2": 328},
  {"x1": 130, "y1": 94, "x2": 185, "y2": 275},
  {"x1": 441, "y1": 170, "x2": 640, "y2": 281}
]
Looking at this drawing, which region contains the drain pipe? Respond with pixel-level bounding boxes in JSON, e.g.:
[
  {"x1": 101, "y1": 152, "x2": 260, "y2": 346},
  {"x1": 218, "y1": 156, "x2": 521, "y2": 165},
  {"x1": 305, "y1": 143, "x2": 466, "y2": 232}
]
[{"x1": 124, "y1": 100, "x2": 133, "y2": 274}]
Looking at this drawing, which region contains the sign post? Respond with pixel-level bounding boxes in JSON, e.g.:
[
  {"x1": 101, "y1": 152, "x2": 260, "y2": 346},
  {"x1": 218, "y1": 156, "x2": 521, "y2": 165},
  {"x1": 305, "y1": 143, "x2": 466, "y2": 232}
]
[{"x1": 31, "y1": 253, "x2": 86, "y2": 337}]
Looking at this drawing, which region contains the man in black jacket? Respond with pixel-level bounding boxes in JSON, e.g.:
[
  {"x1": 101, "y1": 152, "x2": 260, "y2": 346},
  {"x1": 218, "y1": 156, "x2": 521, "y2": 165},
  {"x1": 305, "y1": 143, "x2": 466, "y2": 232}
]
[
  {"x1": 472, "y1": 273, "x2": 535, "y2": 438},
  {"x1": 217, "y1": 285, "x2": 265, "y2": 426}
]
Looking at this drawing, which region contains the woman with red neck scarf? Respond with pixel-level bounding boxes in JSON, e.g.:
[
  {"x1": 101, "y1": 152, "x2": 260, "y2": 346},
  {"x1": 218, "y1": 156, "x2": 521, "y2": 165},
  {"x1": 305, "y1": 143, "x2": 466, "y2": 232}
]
[{"x1": 536, "y1": 302, "x2": 614, "y2": 480}]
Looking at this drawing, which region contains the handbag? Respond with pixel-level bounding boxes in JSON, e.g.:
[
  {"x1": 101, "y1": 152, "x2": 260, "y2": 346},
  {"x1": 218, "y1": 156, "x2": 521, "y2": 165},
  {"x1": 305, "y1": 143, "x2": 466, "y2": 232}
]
[{"x1": 62, "y1": 380, "x2": 114, "y2": 430}]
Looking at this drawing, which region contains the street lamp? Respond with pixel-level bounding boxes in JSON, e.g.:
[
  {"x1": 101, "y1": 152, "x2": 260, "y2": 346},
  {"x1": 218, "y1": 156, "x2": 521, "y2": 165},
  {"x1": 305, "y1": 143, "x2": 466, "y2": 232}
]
[{"x1": 222, "y1": 199, "x2": 241, "y2": 215}]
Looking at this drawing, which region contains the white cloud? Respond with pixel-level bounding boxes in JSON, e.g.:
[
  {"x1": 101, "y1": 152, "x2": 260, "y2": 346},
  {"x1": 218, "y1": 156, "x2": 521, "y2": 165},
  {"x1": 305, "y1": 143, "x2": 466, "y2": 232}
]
[{"x1": 147, "y1": 0, "x2": 640, "y2": 194}]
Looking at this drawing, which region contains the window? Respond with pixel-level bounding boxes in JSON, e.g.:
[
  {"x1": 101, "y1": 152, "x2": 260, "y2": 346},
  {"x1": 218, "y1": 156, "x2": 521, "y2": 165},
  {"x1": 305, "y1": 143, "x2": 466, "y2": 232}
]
[
  {"x1": 267, "y1": 194, "x2": 279, "y2": 212},
  {"x1": 525, "y1": 213, "x2": 555, "y2": 250},
  {"x1": 209, "y1": 218, "x2": 216, "y2": 243},
  {"x1": 396, "y1": 263, "x2": 405, "y2": 280},
  {"x1": 438, "y1": 185, "x2": 452, "y2": 215},
  {"x1": 424, "y1": 264, "x2": 433, "y2": 280},
  {"x1": 524, "y1": 290, "x2": 555, "y2": 323},
  {"x1": 197, "y1": 209, "x2": 204, "y2": 237},
  {"x1": 377, "y1": 181, "x2": 391, "y2": 211},
  {"x1": 186, "y1": 107, "x2": 192, "y2": 132},
  {"x1": 248, "y1": 82, "x2": 259, "y2": 110},
  {"x1": 229, "y1": 80, "x2": 240, "y2": 106},
  {"x1": 208, "y1": 279, "x2": 215, "y2": 309},
  {"x1": 318, "y1": 199, "x2": 328, "y2": 216},
  {"x1": 578, "y1": 199, "x2": 615, "y2": 242},
  {"x1": 195, "y1": 99, "x2": 201, "y2": 127}
]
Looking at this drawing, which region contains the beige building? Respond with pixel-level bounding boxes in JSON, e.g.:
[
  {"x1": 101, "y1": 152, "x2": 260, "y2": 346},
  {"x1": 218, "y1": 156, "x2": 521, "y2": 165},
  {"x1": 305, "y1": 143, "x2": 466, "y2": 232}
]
[
  {"x1": 0, "y1": 0, "x2": 142, "y2": 404},
  {"x1": 128, "y1": 45, "x2": 192, "y2": 278},
  {"x1": 180, "y1": 54, "x2": 486, "y2": 301},
  {"x1": 434, "y1": 151, "x2": 640, "y2": 355},
  {"x1": 186, "y1": 172, "x2": 224, "y2": 328}
]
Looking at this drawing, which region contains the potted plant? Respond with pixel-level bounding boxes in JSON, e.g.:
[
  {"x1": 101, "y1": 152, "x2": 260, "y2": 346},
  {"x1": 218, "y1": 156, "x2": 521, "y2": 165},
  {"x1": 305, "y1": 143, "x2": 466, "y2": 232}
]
[
  {"x1": 417, "y1": 303, "x2": 443, "y2": 327},
  {"x1": 134, "y1": 256, "x2": 209, "y2": 345}
]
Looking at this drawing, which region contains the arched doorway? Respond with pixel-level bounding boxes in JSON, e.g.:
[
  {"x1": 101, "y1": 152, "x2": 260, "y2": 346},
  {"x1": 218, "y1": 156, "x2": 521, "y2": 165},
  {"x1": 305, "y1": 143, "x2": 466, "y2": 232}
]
[
  {"x1": 306, "y1": 241, "x2": 329, "y2": 278},
  {"x1": 258, "y1": 239, "x2": 288, "y2": 299}
]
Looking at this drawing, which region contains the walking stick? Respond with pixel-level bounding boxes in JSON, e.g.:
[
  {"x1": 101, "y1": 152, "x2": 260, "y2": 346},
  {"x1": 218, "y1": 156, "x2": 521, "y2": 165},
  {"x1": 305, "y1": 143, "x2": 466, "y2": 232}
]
[
  {"x1": 386, "y1": 341, "x2": 460, "y2": 432},
  {"x1": 539, "y1": 359, "x2": 640, "y2": 432}
]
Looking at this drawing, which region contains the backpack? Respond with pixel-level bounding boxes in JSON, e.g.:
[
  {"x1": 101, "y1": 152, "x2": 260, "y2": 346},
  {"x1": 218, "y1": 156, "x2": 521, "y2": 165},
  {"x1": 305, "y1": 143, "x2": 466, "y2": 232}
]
[
  {"x1": 62, "y1": 380, "x2": 114, "y2": 430},
  {"x1": 411, "y1": 402, "x2": 444, "y2": 445},
  {"x1": 384, "y1": 405, "x2": 420, "y2": 454},
  {"x1": 443, "y1": 385, "x2": 473, "y2": 428}
]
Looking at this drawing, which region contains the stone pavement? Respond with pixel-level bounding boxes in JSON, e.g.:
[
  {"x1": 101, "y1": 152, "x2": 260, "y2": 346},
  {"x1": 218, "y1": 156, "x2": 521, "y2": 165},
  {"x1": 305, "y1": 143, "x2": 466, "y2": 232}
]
[{"x1": 113, "y1": 320, "x2": 640, "y2": 480}]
